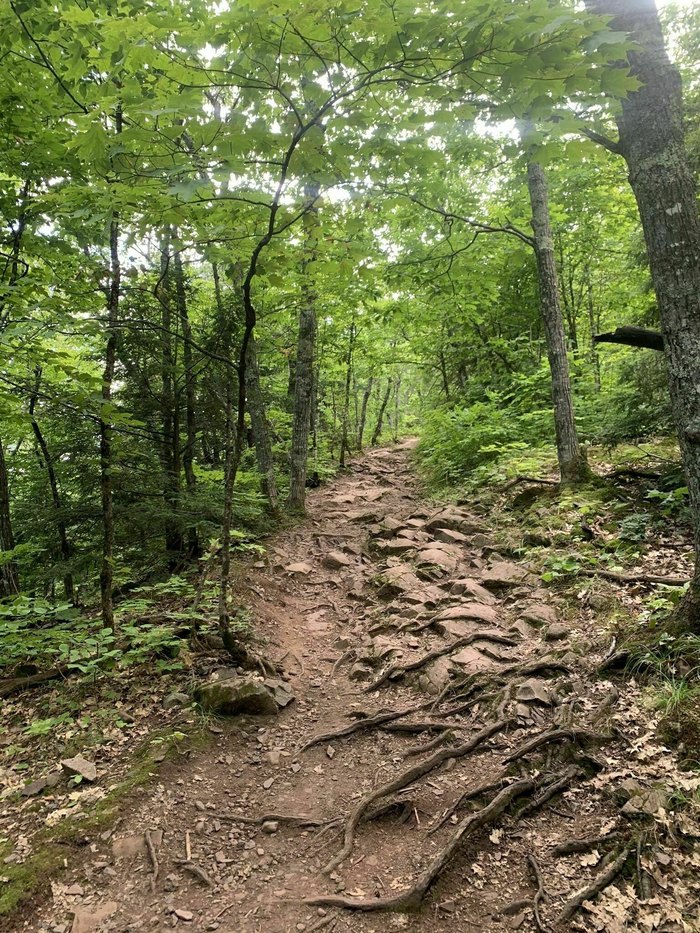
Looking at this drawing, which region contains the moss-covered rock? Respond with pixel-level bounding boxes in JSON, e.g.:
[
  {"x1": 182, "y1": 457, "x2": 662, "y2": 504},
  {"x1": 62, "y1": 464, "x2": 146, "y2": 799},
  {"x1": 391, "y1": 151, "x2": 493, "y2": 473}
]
[{"x1": 194, "y1": 676, "x2": 280, "y2": 716}]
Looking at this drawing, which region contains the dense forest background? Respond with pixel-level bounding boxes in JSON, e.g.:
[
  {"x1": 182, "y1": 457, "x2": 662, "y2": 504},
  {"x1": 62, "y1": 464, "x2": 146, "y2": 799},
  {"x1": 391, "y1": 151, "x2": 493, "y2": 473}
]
[{"x1": 0, "y1": 0, "x2": 698, "y2": 675}]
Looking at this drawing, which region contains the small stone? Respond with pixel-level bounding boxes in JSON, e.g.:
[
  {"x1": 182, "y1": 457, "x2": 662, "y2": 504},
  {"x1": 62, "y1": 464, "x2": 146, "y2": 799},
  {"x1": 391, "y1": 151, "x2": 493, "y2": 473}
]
[
  {"x1": 173, "y1": 908, "x2": 194, "y2": 922},
  {"x1": 261, "y1": 821, "x2": 279, "y2": 834},
  {"x1": 20, "y1": 771, "x2": 62, "y2": 797},
  {"x1": 70, "y1": 902, "x2": 117, "y2": 933},
  {"x1": 163, "y1": 691, "x2": 190, "y2": 710},
  {"x1": 66, "y1": 884, "x2": 84, "y2": 896},
  {"x1": 262, "y1": 777, "x2": 275, "y2": 789},
  {"x1": 286, "y1": 562, "x2": 313, "y2": 574},
  {"x1": 545, "y1": 623, "x2": 569, "y2": 642},
  {"x1": 323, "y1": 550, "x2": 351, "y2": 569},
  {"x1": 326, "y1": 745, "x2": 335, "y2": 759},
  {"x1": 515, "y1": 678, "x2": 553, "y2": 705},
  {"x1": 60, "y1": 754, "x2": 97, "y2": 783}
]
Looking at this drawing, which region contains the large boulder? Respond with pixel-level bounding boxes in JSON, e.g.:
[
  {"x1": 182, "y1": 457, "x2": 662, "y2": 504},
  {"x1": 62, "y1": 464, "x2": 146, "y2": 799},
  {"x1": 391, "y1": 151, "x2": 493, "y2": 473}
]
[{"x1": 195, "y1": 675, "x2": 292, "y2": 716}]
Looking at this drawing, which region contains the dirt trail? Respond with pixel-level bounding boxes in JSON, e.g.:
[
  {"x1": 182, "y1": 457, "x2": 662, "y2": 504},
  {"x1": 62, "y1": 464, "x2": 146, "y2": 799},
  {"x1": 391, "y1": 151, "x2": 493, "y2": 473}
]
[{"x1": 18, "y1": 442, "x2": 700, "y2": 933}]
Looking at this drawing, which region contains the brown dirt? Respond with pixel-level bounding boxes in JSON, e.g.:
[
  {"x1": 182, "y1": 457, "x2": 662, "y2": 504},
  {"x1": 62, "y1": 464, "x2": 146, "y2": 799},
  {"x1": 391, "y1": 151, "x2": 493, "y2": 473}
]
[{"x1": 9, "y1": 442, "x2": 700, "y2": 933}]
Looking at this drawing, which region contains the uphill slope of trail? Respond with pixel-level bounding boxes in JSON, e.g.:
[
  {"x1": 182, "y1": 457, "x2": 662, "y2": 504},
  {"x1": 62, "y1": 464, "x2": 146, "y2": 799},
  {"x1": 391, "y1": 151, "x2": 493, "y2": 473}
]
[{"x1": 20, "y1": 441, "x2": 700, "y2": 933}]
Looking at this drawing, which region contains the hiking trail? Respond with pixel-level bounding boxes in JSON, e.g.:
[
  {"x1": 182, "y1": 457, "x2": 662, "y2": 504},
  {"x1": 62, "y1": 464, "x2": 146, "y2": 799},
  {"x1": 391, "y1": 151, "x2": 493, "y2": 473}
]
[{"x1": 18, "y1": 441, "x2": 700, "y2": 933}]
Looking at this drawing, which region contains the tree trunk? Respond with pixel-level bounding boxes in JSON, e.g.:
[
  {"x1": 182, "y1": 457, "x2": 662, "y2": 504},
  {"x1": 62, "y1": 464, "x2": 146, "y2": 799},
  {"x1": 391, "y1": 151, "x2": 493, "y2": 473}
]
[
  {"x1": 0, "y1": 179, "x2": 29, "y2": 597},
  {"x1": 588, "y1": 0, "x2": 700, "y2": 626},
  {"x1": 339, "y1": 320, "x2": 356, "y2": 468},
  {"x1": 525, "y1": 151, "x2": 590, "y2": 486},
  {"x1": 392, "y1": 376, "x2": 402, "y2": 442},
  {"x1": 288, "y1": 180, "x2": 319, "y2": 511},
  {"x1": 357, "y1": 377, "x2": 373, "y2": 450},
  {"x1": 100, "y1": 203, "x2": 120, "y2": 631},
  {"x1": 246, "y1": 336, "x2": 278, "y2": 511},
  {"x1": 371, "y1": 378, "x2": 393, "y2": 446},
  {"x1": 0, "y1": 437, "x2": 19, "y2": 597},
  {"x1": 29, "y1": 369, "x2": 74, "y2": 603},
  {"x1": 172, "y1": 237, "x2": 200, "y2": 557},
  {"x1": 158, "y1": 237, "x2": 184, "y2": 565}
]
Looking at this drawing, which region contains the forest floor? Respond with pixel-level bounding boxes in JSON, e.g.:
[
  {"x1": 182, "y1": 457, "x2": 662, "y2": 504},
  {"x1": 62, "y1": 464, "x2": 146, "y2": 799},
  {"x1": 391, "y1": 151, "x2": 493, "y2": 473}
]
[{"x1": 5, "y1": 440, "x2": 700, "y2": 933}]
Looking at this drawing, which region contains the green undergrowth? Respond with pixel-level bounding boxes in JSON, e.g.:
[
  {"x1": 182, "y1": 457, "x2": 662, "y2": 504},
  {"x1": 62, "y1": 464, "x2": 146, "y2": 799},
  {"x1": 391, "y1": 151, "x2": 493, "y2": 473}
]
[{"x1": 0, "y1": 725, "x2": 210, "y2": 917}]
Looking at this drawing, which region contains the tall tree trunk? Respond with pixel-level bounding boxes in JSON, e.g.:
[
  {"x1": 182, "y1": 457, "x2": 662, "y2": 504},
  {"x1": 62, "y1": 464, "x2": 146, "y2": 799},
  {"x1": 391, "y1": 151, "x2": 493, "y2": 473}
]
[
  {"x1": 392, "y1": 376, "x2": 402, "y2": 442},
  {"x1": 100, "y1": 186, "x2": 121, "y2": 629},
  {"x1": 0, "y1": 437, "x2": 19, "y2": 597},
  {"x1": 0, "y1": 178, "x2": 30, "y2": 596},
  {"x1": 29, "y1": 369, "x2": 74, "y2": 603},
  {"x1": 357, "y1": 377, "x2": 373, "y2": 450},
  {"x1": 586, "y1": 269, "x2": 602, "y2": 392},
  {"x1": 288, "y1": 180, "x2": 319, "y2": 511},
  {"x1": 172, "y1": 237, "x2": 199, "y2": 557},
  {"x1": 588, "y1": 0, "x2": 700, "y2": 626},
  {"x1": 371, "y1": 378, "x2": 393, "y2": 446},
  {"x1": 158, "y1": 237, "x2": 184, "y2": 565},
  {"x1": 525, "y1": 152, "x2": 590, "y2": 486},
  {"x1": 339, "y1": 320, "x2": 356, "y2": 468},
  {"x1": 246, "y1": 336, "x2": 278, "y2": 511}
]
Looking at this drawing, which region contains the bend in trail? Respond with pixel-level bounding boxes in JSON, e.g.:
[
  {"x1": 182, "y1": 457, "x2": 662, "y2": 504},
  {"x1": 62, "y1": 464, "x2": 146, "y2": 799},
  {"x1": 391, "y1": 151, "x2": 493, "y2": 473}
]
[{"x1": 23, "y1": 442, "x2": 699, "y2": 933}]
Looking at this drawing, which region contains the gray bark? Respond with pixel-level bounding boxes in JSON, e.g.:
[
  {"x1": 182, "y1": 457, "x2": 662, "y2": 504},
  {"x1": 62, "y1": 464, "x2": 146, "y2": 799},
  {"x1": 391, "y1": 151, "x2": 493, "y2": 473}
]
[
  {"x1": 246, "y1": 337, "x2": 278, "y2": 511},
  {"x1": 587, "y1": 0, "x2": 700, "y2": 624},
  {"x1": 525, "y1": 150, "x2": 590, "y2": 486},
  {"x1": 288, "y1": 180, "x2": 319, "y2": 511},
  {"x1": 371, "y1": 378, "x2": 393, "y2": 447}
]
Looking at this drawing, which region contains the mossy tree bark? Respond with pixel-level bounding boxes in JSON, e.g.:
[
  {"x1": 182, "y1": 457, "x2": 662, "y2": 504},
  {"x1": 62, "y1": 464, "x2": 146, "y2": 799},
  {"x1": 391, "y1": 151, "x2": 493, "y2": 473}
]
[{"x1": 587, "y1": 0, "x2": 700, "y2": 627}]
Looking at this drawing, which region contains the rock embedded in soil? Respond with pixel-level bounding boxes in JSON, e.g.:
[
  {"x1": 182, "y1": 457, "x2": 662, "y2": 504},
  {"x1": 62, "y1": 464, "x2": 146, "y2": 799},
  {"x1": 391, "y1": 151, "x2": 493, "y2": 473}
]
[
  {"x1": 323, "y1": 550, "x2": 351, "y2": 569},
  {"x1": 195, "y1": 676, "x2": 291, "y2": 716},
  {"x1": 520, "y1": 603, "x2": 558, "y2": 627},
  {"x1": 432, "y1": 602, "x2": 500, "y2": 628},
  {"x1": 448, "y1": 577, "x2": 497, "y2": 604},
  {"x1": 60, "y1": 754, "x2": 97, "y2": 783},
  {"x1": 545, "y1": 622, "x2": 569, "y2": 642},
  {"x1": 70, "y1": 902, "x2": 117, "y2": 933},
  {"x1": 479, "y1": 560, "x2": 535, "y2": 589},
  {"x1": 515, "y1": 678, "x2": 555, "y2": 706},
  {"x1": 163, "y1": 691, "x2": 190, "y2": 709},
  {"x1": 20, "y1": 770, "x2": 62, "y2": 797}
]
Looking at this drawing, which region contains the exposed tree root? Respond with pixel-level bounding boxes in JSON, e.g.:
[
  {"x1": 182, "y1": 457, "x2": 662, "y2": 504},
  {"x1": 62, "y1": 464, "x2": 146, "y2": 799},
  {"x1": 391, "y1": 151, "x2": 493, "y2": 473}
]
[
  {"x1": 365, "y1": 633, "x2": 517, "y2": 693},
  {"x1": 571, "y1": 568, "x2": 689, "y2": 587},
  {"x1": 558, "y1": 846, "x2": 633, "y2": 922},
  {"x1": 500, "y1": 475, "x2": 560, "y2": 492},
  {"x1": 0, "y1": 664, "x2": 70, "y2": 698},
  {"x1": 304, "y1": 778, "x2": 534, "y2": 912},
  {"x1": 301, "y1": 699, "x2": 434, "y2": 751},
  {"x1": 527, "y1": 854, "x2": 546, "y2": 932},
  {"x1": 405, "y1": 730, "x2": 455, "y2": 757},
  {"x1": 322, "y1": 718, "x2": 509, "y2": 874},
  {"x1": 430, "y1": 774, "x2": 509, "y2": 833},
  {"x1": 224, "y1": 812, "x2": 337, "y2": 828},
  {"x1": 519, "y1": 765, "x2": 582, "y2": 817},
  {"x1": 550, "y1": 831, "x2": 619, "y2": 857},
  {"x1": 503, "y1": 727, "x2": 607, "y2": 764}
]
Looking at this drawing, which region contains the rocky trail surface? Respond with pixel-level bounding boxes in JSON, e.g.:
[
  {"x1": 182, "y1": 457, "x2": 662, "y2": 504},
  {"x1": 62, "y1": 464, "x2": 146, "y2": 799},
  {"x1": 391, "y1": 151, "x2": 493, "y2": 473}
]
[{"x1": 15, "y1": 442, "x2": 700, "y2": 933}]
